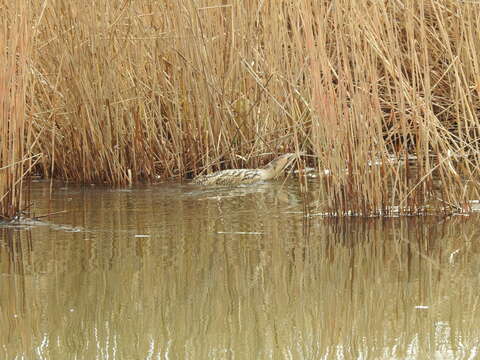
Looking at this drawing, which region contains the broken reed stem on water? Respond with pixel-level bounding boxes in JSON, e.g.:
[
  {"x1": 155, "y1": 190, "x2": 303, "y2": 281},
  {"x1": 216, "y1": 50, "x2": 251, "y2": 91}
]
[
  {"x1": 0, "y1": 2, "x2": 36, "y2": 220},
  {"x1": 20, "y1": 0, "x2": 480, "y2": 216}
]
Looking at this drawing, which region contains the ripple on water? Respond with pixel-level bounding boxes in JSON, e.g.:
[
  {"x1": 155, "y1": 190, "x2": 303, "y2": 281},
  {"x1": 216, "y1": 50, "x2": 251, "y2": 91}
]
[{"x1": 0, "y1": 181, "x2": 479, "y2": 359}]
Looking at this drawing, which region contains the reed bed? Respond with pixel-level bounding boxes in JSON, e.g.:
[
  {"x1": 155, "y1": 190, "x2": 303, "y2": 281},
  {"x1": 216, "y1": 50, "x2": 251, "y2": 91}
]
[
  {"x1": 13, "y1": 0, "x2": 480, "y2": 215},
  {"x1": 0, "y1": 2, "x2": 37, "y2": 220}
]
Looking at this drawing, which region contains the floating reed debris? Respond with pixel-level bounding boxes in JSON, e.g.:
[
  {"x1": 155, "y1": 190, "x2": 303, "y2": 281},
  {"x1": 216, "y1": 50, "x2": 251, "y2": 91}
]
[{"x1": 21, "y1": 0, "x2": 480, "y2": 216}]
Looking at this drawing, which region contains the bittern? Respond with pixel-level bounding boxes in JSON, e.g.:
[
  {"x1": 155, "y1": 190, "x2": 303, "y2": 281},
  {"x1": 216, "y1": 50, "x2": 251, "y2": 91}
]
[{"x1": 192, "y1": 153, "x2": 302, "y2": 185}]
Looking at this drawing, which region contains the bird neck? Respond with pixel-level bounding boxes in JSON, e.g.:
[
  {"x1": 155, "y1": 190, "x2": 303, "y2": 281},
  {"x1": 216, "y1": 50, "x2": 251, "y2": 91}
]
[{"x1": 261, "y1": 154, "x2": 295, "y2": 180}]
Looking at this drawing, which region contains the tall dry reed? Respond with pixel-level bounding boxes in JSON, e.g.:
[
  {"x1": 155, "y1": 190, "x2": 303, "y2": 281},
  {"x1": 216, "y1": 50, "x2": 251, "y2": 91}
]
[
  {"x1": 25, "y1": 0, "x2": 480, "y2": 215},
  {"x1": 301, "y1": 0, "x2": 480, "y2": 215},
  {"x1": 0, "y1": 2, "x2": 38, "y2": 220}
]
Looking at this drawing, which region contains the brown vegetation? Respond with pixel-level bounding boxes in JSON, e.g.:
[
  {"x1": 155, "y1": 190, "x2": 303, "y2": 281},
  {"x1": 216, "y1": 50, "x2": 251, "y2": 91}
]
[
  {"x1": 0, "y1": 2, "x2": 39, "y2": 220},
  {"x1": 2, "y1": 0, "x2": 480, "y2": 217}
]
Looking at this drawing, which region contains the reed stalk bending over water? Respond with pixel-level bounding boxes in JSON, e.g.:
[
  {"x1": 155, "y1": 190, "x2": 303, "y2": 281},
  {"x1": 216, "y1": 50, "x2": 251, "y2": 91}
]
[{"x1": 193, "y1": 153, "x2": 301, "y2": 185}]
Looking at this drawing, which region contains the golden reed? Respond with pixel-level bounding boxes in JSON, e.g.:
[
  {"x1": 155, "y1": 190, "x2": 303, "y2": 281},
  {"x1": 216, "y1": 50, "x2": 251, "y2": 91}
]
[
  {"x1": 2, "y1": 0, "x2": 479, "y2": 216},
  {"x1": 0, "y1": 2, "x2": 40, "y2": 220}
]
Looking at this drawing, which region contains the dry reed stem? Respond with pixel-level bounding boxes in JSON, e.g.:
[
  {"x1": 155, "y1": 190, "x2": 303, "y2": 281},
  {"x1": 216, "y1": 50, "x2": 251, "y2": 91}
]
[{"x1": 0, "y1": 1, "x2": 36, "y2": 220}]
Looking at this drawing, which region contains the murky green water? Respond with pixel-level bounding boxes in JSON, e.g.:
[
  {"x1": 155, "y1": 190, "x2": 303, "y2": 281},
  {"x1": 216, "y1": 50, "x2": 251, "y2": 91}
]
[{"x1": 1, "y1": 181, "x2": 480, "y2": 359}]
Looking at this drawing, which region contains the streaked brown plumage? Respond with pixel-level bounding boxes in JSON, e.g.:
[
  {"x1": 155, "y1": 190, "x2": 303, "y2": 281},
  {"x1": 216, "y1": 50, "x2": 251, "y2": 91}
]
[{"x1": 192, "y1": 153, "x2": 300, "y2": 185}]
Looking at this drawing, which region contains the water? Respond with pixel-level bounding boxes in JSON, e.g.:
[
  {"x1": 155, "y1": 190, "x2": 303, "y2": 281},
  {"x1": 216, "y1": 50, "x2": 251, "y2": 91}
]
[{"x1": 1, "y1": 181, "x2": 480, "y2": 359}]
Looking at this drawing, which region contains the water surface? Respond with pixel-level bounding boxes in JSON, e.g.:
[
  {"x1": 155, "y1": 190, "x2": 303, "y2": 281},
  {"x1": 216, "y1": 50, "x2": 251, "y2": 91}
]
[{"x1": 1, "y1": 181, "x2": 479, "y2": 359}]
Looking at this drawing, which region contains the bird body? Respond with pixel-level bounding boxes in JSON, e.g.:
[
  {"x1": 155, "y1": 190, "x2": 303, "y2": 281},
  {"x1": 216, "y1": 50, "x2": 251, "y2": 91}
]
[{"x1": 192, "y1": 153, "x2": 299, "y2": 185}]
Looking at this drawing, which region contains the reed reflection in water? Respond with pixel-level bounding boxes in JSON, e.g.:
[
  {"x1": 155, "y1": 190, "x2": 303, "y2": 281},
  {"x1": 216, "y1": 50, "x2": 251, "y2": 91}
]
[{"x1": 1, "y1": 181, "x2": 479, "y2": 359}]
